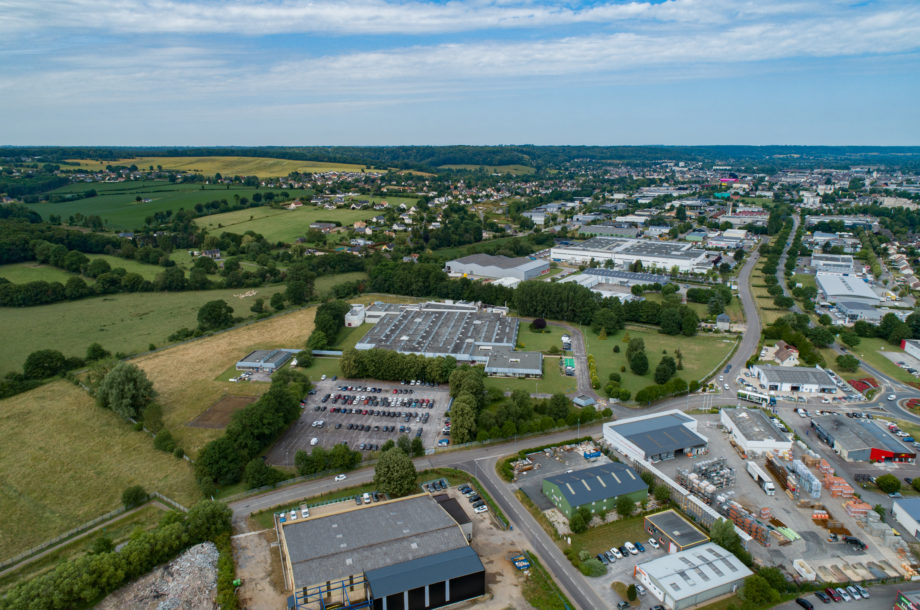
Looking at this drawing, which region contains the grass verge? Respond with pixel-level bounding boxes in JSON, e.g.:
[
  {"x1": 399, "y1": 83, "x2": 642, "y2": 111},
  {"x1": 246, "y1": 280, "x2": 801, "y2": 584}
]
[{"x1": 522, "y1": 551, "x2": 574, "y2": 610}]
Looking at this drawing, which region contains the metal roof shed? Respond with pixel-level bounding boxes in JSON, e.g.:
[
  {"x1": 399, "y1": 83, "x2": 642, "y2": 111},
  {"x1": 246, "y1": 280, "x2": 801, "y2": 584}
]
[{"x1": 365, "y1": 546, "x2": 485, "y2": 608}]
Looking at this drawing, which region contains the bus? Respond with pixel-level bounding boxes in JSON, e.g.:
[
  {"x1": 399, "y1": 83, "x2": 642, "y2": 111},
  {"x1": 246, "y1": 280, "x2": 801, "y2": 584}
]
[{"x1": 737, "y1": 389, "x2": 776, "y2": 406}]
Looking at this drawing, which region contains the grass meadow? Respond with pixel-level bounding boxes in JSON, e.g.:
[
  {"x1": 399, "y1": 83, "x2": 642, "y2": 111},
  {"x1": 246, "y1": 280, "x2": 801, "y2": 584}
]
[
  {"x1": 0, "y1": 263, "x2": 74, "y2": 284},
  {"x1": 26, "y1": 181, "x2": 281, "y2": 229},
  {"x1": 132, "y1": 305, "x2": 317, "y2": 456},
  {"x1": 484, "y1": 356, "x2": 577, "y2": 395},
  {"x1": 194, "y1": 205, "x2": 378, "y2": 243},
  {"x1": 68, "y1": 156, "x2": 378, "y2": 177},
  {"x1": 0, "y1": 381, "x2": 199, "y2": 562},
  {"x1": 582, "y1": 324, "x2": 737, "y2": 397},
  {"x1": 0, "y1": 286, "x2": 273, "y2": 375}
]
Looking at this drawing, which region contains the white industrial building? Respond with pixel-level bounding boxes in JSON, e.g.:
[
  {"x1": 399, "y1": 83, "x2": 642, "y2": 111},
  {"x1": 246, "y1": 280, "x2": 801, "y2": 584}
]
[
  {"x1": 816, "y1": 273, "x2": 881, "y2": 306},
  {"x1": 445, "y1": 254, "x2": 549, "y2": 281},
  {"x1": 634, "y1": 543, "x2": 752, "y2": 610},
  {"x1": 719, "y1": 408, "x2": 793, "y2": 456},
  {"x1": 892, "y1": 498, "x2": 920, "y2": 538},
  {"x1": 811, "y1": 254, "x2": 854, "y2": 274},
  {"x1": 550, "y1": 237, "x2": 713, "y2": 273},
  {"x1": 751, "y1": 365, "x2": 837, "y2": 394},
  {"x1": 345, "y1": 304, "x2": 366, "y2": 327}
]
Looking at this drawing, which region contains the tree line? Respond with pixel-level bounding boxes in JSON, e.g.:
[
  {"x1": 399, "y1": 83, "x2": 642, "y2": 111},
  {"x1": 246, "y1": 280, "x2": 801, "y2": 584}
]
[{"x1": 340, "y1": 348, "x2": 458, "y2": 383}]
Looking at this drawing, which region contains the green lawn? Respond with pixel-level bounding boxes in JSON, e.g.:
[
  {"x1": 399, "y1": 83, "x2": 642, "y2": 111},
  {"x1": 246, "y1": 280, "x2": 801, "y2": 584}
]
[
  {"x1": 0, "y1": 285, "x2": 273, "y2": 375},
  {"x1": 304, "y1": 357, "x2": 343, "y2": 381},
  {"x1": 194, "y1": 205, "x2": 377, "y2": 242},
  {"x1": 517, "y1": 325, "x2": 566, "y2": 353},
  {"x1": 0, "y1": 381, "x2": 199, "y2": 562},
  {"x1": 792, "y1": 273, "x2": 816, "y2": 289},
  {"x1": 332, "y1": 323, "x2": 372, "y2": 351},
  {"x1": 88, "y1": 254, "x2": 170, "y2": 280},
  {"x1": 27, "y1": 181, "x2": 276, "y2": 229},
  {"x1": 314, "y1": 272, "x2": 369, "y2": 298},
  {"x1": 484, "y1": 356, "x2": 577, "y2": 395},
  {"x1": 0, "y1": 262, "x2": 75, "y2": 284},
  {"x1": 848, "y1": 337, "x2": 919, "y2": 385},
  {"x1": 569, "y1": 514, "x2": 651, "y2": 556},
  {"x1": 582, "y1": 325, "x2": 737, "y2": 396}
]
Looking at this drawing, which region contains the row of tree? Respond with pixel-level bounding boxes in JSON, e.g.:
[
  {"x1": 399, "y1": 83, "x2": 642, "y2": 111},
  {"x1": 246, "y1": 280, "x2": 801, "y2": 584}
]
[{"x1": 340, "y1": 348, "x2": 458, "y2": 383}]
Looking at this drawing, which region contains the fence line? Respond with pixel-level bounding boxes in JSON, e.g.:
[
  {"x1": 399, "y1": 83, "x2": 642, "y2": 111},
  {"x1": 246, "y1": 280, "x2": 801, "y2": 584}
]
[{"x1": 151, "y1": 492, "x2": 189, "y2": 513}]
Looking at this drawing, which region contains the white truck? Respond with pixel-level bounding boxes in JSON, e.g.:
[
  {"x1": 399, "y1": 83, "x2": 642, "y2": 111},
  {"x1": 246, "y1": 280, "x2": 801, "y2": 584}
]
[{"x1": 746, "y1": 461, "x2": 776, "y2": 496}]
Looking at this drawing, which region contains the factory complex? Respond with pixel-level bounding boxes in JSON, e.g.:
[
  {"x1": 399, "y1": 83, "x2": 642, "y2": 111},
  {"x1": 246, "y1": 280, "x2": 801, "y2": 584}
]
[{"x1": 550, "y1": 237, "x2": 716, "y2": 273}]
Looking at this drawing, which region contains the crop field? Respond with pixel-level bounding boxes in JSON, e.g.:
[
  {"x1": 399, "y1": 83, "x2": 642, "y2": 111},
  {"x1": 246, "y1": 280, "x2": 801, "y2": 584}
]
[
  {"x1": 0, "y1": 381, "x2": 199, "y2": 562},
  {"x1": 0, "y1": 286, "x2": 272, "y2": 375},
  {"x1": 194, "y1": 206, "x2": 377, "y2": 242},
  {"x1": 582, "y1": 325, "x2": 737, "y2": 397},
  {"x1": 438, "y1": 164, "x2": 535, "y2": 175},
  {"x1": 132, "y1": 306, "x2": 317, "y2": 456},
  {"x1": 0, "y1": 262, "x2": 74, "y2": 284},
  {"x1": 68, "y1": 156, "x2": 378, "y2": 177},
  {"x1": 25, "y1": 181, "x2": 279, "y2": 229}
]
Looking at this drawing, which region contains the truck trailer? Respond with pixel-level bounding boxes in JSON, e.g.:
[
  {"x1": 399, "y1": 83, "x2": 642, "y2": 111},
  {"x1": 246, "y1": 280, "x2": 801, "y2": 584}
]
[{"x1": 746, "y1": 461, "x2": 776, "y2": 495}]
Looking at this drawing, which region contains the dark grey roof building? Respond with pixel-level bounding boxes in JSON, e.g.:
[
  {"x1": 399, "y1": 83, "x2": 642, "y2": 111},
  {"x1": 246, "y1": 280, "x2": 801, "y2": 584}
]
[
  {"x1": 235, "y1": 348, "x2": 296, "y2": 371},
  {"x1": 483, "y1": 346, "x2": 543, "y2": 377},
  {"x1": 542, "y1": 462, "x2": 648, "y2": 518},
  {"x1": 603, "y1": 410, "x2": 708, "y2": 462},
  {"x1": 811, "y1": 415, "x2": 916, "y2": 463},
  {"x1": 445, "y1": 253, "x2": 548, "y2": 281},
  {"x1": 280, "y1": 494, "x2": 485, "y2": 610}
]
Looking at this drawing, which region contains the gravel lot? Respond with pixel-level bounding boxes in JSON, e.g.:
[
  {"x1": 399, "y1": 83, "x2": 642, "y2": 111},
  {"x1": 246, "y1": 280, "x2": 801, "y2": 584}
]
[{"x1": 266, "y1": 378, "x2": 451, "y2": 467}]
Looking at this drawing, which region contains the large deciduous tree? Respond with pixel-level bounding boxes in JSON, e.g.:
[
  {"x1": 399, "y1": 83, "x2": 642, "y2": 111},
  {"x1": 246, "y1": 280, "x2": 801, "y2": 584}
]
[
  {"x1": 96, "y1": 362, "x2": 156, "y2": 419},
  {"x1": 374, "y1": 448, "x2": 417, "y2": 497}
]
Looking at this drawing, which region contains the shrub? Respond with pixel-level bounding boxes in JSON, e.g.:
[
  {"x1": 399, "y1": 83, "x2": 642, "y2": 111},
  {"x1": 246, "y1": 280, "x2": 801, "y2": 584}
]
[
  {"x1": 627, "y1": 584, "x2": 637, "y2": 601},
  {"x1": 876, "y1": 473, "x2": 901, "y2": 494},
  {"x1": 153, "y1": 430, "x2": 177, "y2": 452},
  {"x1": 122, "y1": 485, "x2": 148, "y2": 509},
  {"x1": 578, "y1": 558, "x2": 606, "y2": 577}
]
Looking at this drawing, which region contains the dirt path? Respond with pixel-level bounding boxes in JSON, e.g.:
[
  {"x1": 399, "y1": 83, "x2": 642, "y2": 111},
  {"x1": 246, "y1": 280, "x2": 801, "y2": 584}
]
[{"x1": 232, "y1": 529, "x2": 287, "y2": 610}]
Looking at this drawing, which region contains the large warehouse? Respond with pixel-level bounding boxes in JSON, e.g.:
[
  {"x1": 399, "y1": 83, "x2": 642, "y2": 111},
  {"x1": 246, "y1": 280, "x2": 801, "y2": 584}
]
[
  {"x1": 811, "y1": 415, "x2": 916, "y2": 463},
  {"x1": 280, "y1": 494, "x2": 485, "y2": 610},
  {"x1": 550, "y1": 237, "x2": 713, "y2": 273},
  {"x1": 816, "y1": 273, "x2": 881, "y2": 306},
  {"x1": 811, "y1": 254, "x2": 854, "y2": 273},
  {"x1": 603, "y1": 411, "x2": 709, "y2": 462},
  {"x1": 236, "y1": 349, "x2": 297, "y2": 372},
  {"x1": 751, "y1": 365, "x2": 837, "y2": 394},
  {"x1": 634, "y1": 543, "x2": 752, "y2": 610},
  {"x1": 719, "y1": 408, "x2": 793, "y2": 456},
  {"x1": 444, "y1": 254, "x2": 549, "y2": 281},
  {"x1": 542, "y1": 463, "x2": 648, "y2": 518}
]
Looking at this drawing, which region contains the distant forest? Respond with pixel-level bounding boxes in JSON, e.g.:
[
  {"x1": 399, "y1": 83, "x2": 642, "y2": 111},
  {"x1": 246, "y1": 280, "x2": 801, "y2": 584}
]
[{"x1": 3, "y1": 145, "x2": 920, "y2": 172}]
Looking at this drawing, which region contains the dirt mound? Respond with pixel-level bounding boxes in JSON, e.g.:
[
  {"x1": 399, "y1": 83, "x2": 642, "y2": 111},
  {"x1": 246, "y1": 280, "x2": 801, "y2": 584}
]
[{"x1": 97, "y1": 542, "x2": 219, "y2": 610}]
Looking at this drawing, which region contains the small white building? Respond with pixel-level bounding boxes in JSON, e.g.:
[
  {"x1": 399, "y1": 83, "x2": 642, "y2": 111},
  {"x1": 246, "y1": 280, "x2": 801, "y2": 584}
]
[
  {"x1": 344, "y1": 304, "x2": 366, "y2": 327},
  {"x1": 720, "y1": 408, "x2": 793, "y2": 456},
  {"x1": 811, "y1": 254, "x2": 854, "y2": 274}
]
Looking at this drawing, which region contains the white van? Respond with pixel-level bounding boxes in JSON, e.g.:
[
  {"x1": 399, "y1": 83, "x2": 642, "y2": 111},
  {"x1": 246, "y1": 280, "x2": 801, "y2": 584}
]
[{"x1": 363, "y1": 492, "x2": 371, "y2": 504}]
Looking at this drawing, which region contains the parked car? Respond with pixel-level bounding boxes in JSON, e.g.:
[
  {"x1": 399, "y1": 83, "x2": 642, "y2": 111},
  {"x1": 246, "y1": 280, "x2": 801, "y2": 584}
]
[
  {"x1": 853, "y1": 585, "x2": 869, "y2": 598},
  {"x1": 795, "y1": 598, "x2": 814, "y2": 610},
  {"x1": 814, "y1": 591, "x2": 831, "y2": 604},
  {"x1": 835, "y1": 587, "x2": 851, "y2": 602},
  {"x1": 824, "y1": 588, "x2": 842, "y2": 602},
  {"x1": 635, "y1": 541, "x2": 645, "y2": 552},
  {"x1": 647, "y1": 538, "x2": 660, "y2": 549},
  {"x1": 474, "y1": 505, "x2": 488, "y2": 514},
  {"x1": 635, "y1": 584, "x2": 646, "y2": 596},
  {"x1": 845, "y1": 586, "x2": 861, "y2": 600},
  {"x1": 616, "y1": 602, "x2": 629, "y2": 610},
  {"x1": 610, "y1": 547, "x2": 623, "y2": 559},
  {"x1": 624, "y1": 541, "x2": 638, "y2": 555}
]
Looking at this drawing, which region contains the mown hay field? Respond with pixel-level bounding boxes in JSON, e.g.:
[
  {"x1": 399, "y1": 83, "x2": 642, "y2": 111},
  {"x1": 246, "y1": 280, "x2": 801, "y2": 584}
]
[
  {"x1": 132, "y1": 306, "x2": 317, "y2": 456},
  {"x1": 0, "y1": 382, "x2": 199, "y2": 562},
  {"x1": 68, "y1": 156, "x2": 377, "y2": 177},
  {"x1": 194, "y1": 205, "x2": 378, "y2": 243}
]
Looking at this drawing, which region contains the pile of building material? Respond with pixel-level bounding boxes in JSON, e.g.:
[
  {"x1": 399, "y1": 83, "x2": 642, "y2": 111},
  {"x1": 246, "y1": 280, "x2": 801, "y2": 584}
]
[
  {"x1": 844, "y1": 500, "x2": 872, "y2": 518},
  {"x1": 854, "y1": 508, "x2": 908, "y2": 553},
  {"x1": 823, "y1": 472, "x2": 854, "y2": 498},
  {"x1": 765, "y1": 453, "x2": 798, "y2": 495},
  {"x1": 676, "y1": 457, "x2": 736, "y2": 503},
  {"x1": 793, "y1": 559, "x2": 817, "y2": 581},
  {"x1": 722, "y1": 501, "x2": 771, "y2": 546},
  {"x1": 791, "y1": 460, "x2": 822, "y2": 499},
  {"x1": 512, "y1": 457, "x2": 534, "y2": 474}
]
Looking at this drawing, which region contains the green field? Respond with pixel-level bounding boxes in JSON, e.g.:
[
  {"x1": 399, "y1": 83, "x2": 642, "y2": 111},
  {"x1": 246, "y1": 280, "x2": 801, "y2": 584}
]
[
  {"x1": 85, "y1": 254, "x2": 171, "y2": 280},
  {"x1": 69, "y1": 156, "x2": 378, "y2": 177},
  {"x1": 194, "y1": 206, "x2": 378, "y2": 242},
  {"x1": 517, "y1": 325, "x2": 566, "y2": 353},
  {"x1": 792, "y1": 273, "x2": 816, "y2": 289},
  {"x1": 847, "y1": 337, "x2": 919, "y2": 385},
  {"x1": 0, "y1": 285, "x2": 272, "y2": 375},
  {"x1": 485, "y1": 356, "x2": 577, "y2": 395},
  {"x1": 0, "y1": 263, "x2": 74, "y2": 284},
  {"x1": 582, "y1": 325, "x2": 737, "y2": 396},
  {"x1": 314, "y1": 272, "x2": 369, "y2": 298},
  {"x1": 332, "y1": 323, "x2": 372, "y2": 351},
  {"x1": 0, "y1": 503, "x2": 167, "y2": 592},
  {"x1": 438, "y1": 164, "x2": 535, "y2": 175},
  {"x1": 0, "y1": 381, "x2": 199, "y2": 562},
  {"x1": 26, "y1": 181, "x2": 276, "y2": 229}
]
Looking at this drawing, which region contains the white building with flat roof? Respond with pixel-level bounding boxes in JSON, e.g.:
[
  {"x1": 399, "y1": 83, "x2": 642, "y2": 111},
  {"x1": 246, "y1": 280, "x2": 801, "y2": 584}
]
[
  {"x1": 811, "y1": 254, "x2": 854, "y2": 274},
  {"x1": 551, "y1": 237, "x2": 712, "y2": 273},
  {"x1": 816, "y1": 273, "x2": 881, "y2": 306},
  {"x1": 720, "y1": 408, "x2": 793, "y2": 455},
  {"x1": 752, "y1": 365, "x2": 837, "y2": 394}
]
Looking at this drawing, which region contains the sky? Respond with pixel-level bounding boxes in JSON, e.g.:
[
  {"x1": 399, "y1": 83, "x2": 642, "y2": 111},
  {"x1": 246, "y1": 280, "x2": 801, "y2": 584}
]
[{"x1": 2, "y1": 0, "x2": 919, "y2": 146}]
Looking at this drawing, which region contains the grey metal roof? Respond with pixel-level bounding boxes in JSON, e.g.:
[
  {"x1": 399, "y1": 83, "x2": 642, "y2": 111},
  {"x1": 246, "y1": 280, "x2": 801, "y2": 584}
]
[
  {"x1": 723, "y1": 408, "x2": 790, "y2": 443},
  {"x1": 281, "y1": 495, "x2": 468, "y2": 589},
  {"x1": 365, "y1": 546, "x2": 484, "y2": 599},
  {"x1": 645, "y1": 510, "x2": 709, "y2": 548},
  {"x1": 893, "y1": 498, "x2": 920, "y2": 521},
  {"x1": 555, "y1": 236, "x2": 708, "y2": 261},
  {"x1": 609, "y1": 413, "x2": 708, "y2": 457},
  {"x1": 237, "y1": 349, "x2": 293, "y2": 367},
  {"x1": 484, "y1": 347, "x2": 542, "y2": 373},
  {"x1": 816, "y1": 273, "x2": 880, "y2": 302},
  {"x1": 812, "y1": 415, "x2": 916, "y2": 455},
  {"x1": 639, "y1": 543, "x2": 752, "y2": 600},
  {"x1": 582, "y1": 268, "x2": 670, "y2": 284},
  {"x1": 449, "y1": 253, "x2": 544, "y2": 271},
  {"x1": 544, "y1": 462, "x2": 647, "y2": 507},
  {"x1": 754, "y1": 365, "x2": 836, "y2": 387},
  {"x1": 432, "y1": 495, "x2": 471, "y2": 526}
]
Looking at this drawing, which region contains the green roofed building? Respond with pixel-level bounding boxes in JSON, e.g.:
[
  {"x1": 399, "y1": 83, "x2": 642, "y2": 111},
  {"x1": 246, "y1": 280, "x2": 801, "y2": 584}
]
[{"x1": 542, "y1": 463, "x2": 648, "y2": 519}]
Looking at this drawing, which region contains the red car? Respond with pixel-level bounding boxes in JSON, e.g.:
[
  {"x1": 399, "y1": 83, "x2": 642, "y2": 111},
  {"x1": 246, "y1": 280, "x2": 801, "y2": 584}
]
[{"x1": 824, "y1": 588, "x2": 842, "y2": 602}]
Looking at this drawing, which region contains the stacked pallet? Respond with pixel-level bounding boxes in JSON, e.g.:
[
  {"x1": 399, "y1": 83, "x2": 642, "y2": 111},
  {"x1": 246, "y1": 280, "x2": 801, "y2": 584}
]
[
  {"x1": 727, "y1": 501, "x2": 770, "y2": 546},
  {"x1": 818, "y1": 459, "x2": 834, "y2": 476},
  {"x1": 844, "y1": 500, "x2": 872, "y2": 518},
  {"x1": 823, "y1": 473, "x2": 854, "y2": 498}
]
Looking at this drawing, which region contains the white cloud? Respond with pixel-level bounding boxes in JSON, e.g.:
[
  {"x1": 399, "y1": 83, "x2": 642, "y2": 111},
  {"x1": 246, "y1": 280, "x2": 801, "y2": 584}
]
[{"x1": 0, "y1": 0, "x2": 820, "y2": 36}]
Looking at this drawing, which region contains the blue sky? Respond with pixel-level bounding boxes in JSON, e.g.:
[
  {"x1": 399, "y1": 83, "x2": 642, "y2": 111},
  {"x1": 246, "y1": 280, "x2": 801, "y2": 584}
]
[{"x1": 2, "y1": 0, "x2": 919, "y2": 145}]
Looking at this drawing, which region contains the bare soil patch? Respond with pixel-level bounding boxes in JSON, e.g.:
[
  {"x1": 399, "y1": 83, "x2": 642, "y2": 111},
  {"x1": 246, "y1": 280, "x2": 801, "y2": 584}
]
[{"x1": 189, "y1": 394, "x2": 259, "y2": 428}]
